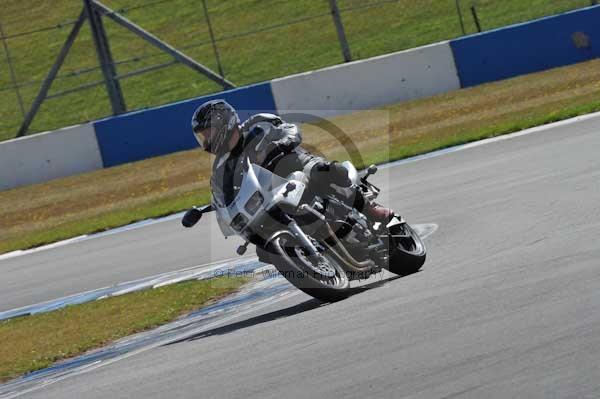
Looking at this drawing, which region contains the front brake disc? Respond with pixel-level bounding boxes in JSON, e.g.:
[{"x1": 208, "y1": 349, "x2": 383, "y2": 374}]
[{"x1": 295, "y1": 248, "x2": 336, "y2": 278}]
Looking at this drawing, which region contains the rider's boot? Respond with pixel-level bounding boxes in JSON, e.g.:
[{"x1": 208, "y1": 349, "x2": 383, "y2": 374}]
[{"x1": 363, "y1": 201, "x2": 395, "y2": 224}]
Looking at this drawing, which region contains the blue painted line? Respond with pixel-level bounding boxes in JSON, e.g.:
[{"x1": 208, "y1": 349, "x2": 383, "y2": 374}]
[
  {"x1": 0, "y1": 287, "x2": 116, "y2": 321},
  {"x1": 188, "y1": 285, "x2": 284, "y2": 318}
]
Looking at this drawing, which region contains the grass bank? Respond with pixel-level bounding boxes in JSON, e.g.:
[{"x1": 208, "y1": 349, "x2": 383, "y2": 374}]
[
  {"x1": 1, "y1": 58, "x2": 600, "y2": 254},
  {"x1": 0, "y1": 276, "x2": 248, "y2": 383},
  {"x1": 0, "y1": 0, "x2": 592, "y2": 140}
]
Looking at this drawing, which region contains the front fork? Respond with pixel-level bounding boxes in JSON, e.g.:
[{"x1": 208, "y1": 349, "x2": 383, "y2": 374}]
[
  {"x1": 296, "y1": 204, "x2": 376, "y2": 272},
  {"x1": 287, "y1": 219, "x2": 321, "y2": 259}
]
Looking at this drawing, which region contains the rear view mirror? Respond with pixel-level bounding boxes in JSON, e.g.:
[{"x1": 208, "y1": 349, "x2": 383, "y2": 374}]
[
  {"x1": 367, "y1": 165, "x2": 378, "y2": 175},
  {"x1": 182, "y1": 208, "x2": 203, "y2": 228}
]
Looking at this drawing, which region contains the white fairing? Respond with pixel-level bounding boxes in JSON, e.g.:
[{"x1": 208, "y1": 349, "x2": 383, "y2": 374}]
[{"x1": 213, "y1": 159, "x2": 306, "y2": 237}]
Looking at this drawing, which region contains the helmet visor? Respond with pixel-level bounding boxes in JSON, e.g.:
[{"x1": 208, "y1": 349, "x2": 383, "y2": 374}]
[{"x1": 193, "y1": 125, "x2": 216, "y2": 151}]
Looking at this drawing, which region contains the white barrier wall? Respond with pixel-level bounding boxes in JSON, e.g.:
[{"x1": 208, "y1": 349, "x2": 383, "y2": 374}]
[
  {"x1": 0, "y1": 123, "x2": 103, "y2": 191},
  {"x1": 0, "y1": 41, "x2": 461, "y2": 191},
  {"x1": 270, "y1": 41, "x2": 460, "y2": 120}
]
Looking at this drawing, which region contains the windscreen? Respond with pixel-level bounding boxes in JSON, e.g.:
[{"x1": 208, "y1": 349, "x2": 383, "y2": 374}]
[
  {"x1": 211, "y1": 159, "x2": 288, "y2": 208},
  {"x1": 253, "y1": 163, "x2": 288, "y2": 193}
]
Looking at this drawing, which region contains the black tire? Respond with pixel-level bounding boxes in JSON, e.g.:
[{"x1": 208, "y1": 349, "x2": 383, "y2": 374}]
[
  {"x1": 260, "y1": 232, "x2": 351, "y2": 302},
  {"x1": 388, "y1": 222, "x2": 427, "y2": 276}
]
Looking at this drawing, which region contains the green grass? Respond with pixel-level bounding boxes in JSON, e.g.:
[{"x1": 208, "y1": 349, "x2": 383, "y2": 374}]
[
  {"x1": 0, "y1": 0, "x2": 593, "y2": 140},
  {"x1": 3, "y1": 189, "x2": 211, "y2": 255},
  {"x1": 358, "y1": 99, "x2": 600, "y2": 168},
  {"x1": 0, "y1": 276, "x2": 248, "y2": 383}
]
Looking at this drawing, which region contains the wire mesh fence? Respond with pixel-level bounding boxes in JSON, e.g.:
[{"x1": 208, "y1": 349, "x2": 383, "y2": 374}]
[{"x1": 0, "y1": 0, "x2": 595, "y2": 140}]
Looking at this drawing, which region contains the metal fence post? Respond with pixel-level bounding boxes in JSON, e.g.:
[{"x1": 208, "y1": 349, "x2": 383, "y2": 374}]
[
  {"x1": 93, "y1": 0, "x2": 235, "y2": 89},
  {"x1": 455, "y1": 0, "x2": 466, "y2": 35},
  {"x1": 470, "y1": 5, "x2": 482, "y2": 32},
  {"x1": 0, "y1": 21, "x2": 25, "y2": 119},
  {"x1": 328, "y1": 0, "x2": 352, "y2": 62},
  {"x1": 17, "y1": 9, "x2": 87, "y2": 137},
  {"x1": 201, "y1": 0, "x2": 225, "y2": 78},
  {"x1": 84, "y1": 0, "x2": 127, "y2": 115}
]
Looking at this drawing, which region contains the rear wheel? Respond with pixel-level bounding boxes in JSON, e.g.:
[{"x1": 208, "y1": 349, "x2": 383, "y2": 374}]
[
  {"x1": 387, "y1": 222, "x2": 426, "y2": 276},
  {"x1": 263, "y1": 232, "x2": 351, "y2": 302}
]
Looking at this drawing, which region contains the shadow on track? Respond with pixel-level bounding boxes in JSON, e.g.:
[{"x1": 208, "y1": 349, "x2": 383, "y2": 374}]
[
  {"x1": 166, "y1": 273, "x2": 406, "y2": 346},
  {"x1": 166, "y1": 298, "x2": 325, "y2": 345}
]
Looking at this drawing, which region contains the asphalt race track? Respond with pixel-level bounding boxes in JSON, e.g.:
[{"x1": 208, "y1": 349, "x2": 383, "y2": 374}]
[
  {"x1": 2, "y1": 114, "x2": 600, "y2": 398},
  {"x1": 0, "y1": 201, "x2": 247, "y2": 313}
]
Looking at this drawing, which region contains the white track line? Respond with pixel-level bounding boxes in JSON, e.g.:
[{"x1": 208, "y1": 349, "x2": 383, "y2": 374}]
[
  {"x1": 0, "y1": 212, "x2": 185, "y2": 261},
  {"x1": 378, "y1": 111, "x2": 600, "y2": 170},
  {"x1": 2, "y1": 110, "x2": 599, "y2": 262}
]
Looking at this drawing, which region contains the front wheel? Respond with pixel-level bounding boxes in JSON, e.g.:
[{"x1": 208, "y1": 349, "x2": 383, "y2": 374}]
[
  {"x1": 387, "y1": 222, "x2": 427, "y2": 276},
  {"x1": 262, "y1": 232, "x2": 351, "y2": 302}
]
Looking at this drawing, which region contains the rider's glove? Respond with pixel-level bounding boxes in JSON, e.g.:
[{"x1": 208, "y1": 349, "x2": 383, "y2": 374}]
[{"x1": 312, "y1": 161, "x2": 352, "y2": 188}]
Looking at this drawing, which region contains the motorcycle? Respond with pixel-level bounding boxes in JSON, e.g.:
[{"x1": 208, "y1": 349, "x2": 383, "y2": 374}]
[{"x1": 182, "y1": 158, "x2": 426, "y2": 302}]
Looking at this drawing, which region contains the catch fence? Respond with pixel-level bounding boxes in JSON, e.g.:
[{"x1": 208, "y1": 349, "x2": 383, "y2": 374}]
[{"x1": 0, "y1": 0, "x2": 594, "y2": 139}]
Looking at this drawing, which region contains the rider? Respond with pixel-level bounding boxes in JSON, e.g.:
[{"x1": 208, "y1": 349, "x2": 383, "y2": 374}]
[{"x1": 190, "y1": 99, "x2": 393, "y2": 223}]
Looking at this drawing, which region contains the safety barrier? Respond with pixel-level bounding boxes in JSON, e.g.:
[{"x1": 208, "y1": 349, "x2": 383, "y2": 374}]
[
  {"x1": 0, "y1": 123, "x2": 102, "y2": 191},
  {"x1": 450, "y1": 5, "x2": 600, "y2": 87},
  {"x1": 270, "y1": 42, "x2": 460, "y2": 120},
  {"x1": 93, "y1": 82, "x2": 276, "y2": 167},
  {"x1": 2, "y1": 5, "x2": 599, "y2": 190}
]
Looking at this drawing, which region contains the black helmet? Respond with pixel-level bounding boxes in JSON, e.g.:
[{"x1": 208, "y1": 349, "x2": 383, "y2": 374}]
[{"x1": 191, "y1": 99, "x2": 240, "y2": 154}]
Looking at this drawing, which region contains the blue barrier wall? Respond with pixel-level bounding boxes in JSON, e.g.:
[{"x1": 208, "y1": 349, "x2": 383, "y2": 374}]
[
  {"x1": 451, "y1": 5, "x2": 600, "y2": 88},
  {"x1": 94, "y1": 82, "x2": 276, "y2": 167}
]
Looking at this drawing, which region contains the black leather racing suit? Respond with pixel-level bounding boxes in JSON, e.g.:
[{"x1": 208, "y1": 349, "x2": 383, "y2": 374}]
[{"x1": 210, "y1": 113, "x2": 364, "y2": 211}]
